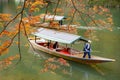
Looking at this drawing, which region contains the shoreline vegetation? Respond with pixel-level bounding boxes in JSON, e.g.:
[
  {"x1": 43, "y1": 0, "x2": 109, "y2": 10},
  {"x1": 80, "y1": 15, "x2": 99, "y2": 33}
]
[{"x1": 88, "y1": 0, "x2": 120, "y2": 8}]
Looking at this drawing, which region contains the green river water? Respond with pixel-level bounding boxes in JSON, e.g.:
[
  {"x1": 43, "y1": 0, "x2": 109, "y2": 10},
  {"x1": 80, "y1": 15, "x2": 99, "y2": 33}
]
[{"x1": 0, "y1": 0, "x2": 120, "y2": 80}]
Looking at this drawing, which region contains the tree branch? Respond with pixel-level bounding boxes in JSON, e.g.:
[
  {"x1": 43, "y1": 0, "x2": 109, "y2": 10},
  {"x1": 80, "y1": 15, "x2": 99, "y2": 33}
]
[
  {"x1": 17, "y1": 0, "x2": 26, "y2": 63},
  {"x1": 67, "y1": 10, "x2": 77, "y2": 30},
  {"x1": 71, "y1": 0, "x2": 98, "y2": 27},
  {"x1": 43, "y1": 3, "x2": 50, "y2": 22},
  {"x1": 53, "y1": 0, "x2": 61, "y2": 20}
]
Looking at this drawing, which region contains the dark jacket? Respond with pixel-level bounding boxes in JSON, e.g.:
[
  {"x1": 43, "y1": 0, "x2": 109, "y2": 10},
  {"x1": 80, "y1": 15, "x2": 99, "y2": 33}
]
[
  {"x1": 83, "y1": 43, "x2": 91, "y2": 52},
  {"x1": 53, "y1": 42, "x2": 58, "y2": 49}
]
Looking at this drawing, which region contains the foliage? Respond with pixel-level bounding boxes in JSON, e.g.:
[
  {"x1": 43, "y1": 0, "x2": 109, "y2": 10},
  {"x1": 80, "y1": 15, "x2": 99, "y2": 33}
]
[
  {"x1": 41, "y1": 57, "x2": 70, "y2": 75},
  {"x1": 0, "y1": 54, "x2": 20, "y2": 71},
  {"x1": 88, "y1": 0, "x2": 120, "y2": 7},
  {"x1": 0, "y1": 0, "x2": 113, "y2": 70}
]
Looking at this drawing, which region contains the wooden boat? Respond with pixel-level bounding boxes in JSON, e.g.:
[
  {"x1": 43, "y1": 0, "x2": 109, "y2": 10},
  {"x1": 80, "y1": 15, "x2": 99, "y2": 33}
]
[
  {"x1": 30, "y1": 14, "x2": 77, "y2": 34},
  {"x1": 29, "y1": 28, "x2": 115, "y2": 64}
]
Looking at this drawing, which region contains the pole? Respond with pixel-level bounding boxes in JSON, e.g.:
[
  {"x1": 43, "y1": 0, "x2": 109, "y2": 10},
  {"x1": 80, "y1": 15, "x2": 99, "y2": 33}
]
[{"x1": 35, "y1": 36, "x2": 37, "y2": 43}]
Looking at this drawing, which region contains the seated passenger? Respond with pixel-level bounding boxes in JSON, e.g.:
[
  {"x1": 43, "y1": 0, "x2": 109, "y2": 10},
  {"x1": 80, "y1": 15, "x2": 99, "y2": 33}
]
[
  {"x1": 47, "y1": 41, "x2": 50, "y2": 48},
  {"x1": 66, "y1": 48, "x2": 71, "y2": 54},
  {"x1": 53, "y1": 42, "x2": 59, "y2": 49}
]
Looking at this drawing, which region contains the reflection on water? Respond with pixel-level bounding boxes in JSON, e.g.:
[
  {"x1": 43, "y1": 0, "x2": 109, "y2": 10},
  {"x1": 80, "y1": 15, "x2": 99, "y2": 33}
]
[
  {"x1": 0, "y1": 0, "x2": 120, "y2": 80},
  {"x1": 28, "y1": 47, "x2": 104, "y2": 80}
]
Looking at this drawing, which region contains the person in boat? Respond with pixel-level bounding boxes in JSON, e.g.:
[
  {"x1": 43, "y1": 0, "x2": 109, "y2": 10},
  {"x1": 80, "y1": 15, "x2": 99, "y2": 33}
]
[
  {"x1": 47, "y1": 41, "x2": 50, "y2": 48},
  {"x1": 59, "y1": 20, "x2": 63, "y2": 25},
  {"x1": 53, "y1": 41, "x2": 59, "y2": 49},
  {"x1": 83, "y1": 40, "x2": 91, "y2": 59}
]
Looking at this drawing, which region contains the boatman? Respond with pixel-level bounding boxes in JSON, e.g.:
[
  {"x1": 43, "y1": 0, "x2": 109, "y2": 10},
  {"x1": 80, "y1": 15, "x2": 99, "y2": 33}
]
[{"x1": 83, "y1": 40, "x2": 92, "y2": 59}]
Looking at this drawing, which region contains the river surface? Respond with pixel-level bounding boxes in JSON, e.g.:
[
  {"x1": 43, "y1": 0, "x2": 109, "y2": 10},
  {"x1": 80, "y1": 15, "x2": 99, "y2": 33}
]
[{"x1": 0, "y1": 0, "x2": 120, "y2": 80}]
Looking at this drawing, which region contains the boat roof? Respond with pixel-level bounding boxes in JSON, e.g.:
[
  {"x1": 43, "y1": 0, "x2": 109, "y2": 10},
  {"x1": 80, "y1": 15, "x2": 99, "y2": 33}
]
[
  {"x1": 40, "y1": 15, "x2": 65, "y2": 21},
  {"x1": 33, "y1": 28, "x2": 89, "y2": 44}
]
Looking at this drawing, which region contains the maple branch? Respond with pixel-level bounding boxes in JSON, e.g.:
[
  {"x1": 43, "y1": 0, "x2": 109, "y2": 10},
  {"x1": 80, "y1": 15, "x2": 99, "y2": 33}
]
[
  {"x1": 17, "y1": 0, "x2": 26, "y2": 63},
  {"x1": 43, "y1": 2, "x2": 50, "y2": 22},
  {"x1": 0, "y1": 13, "x2": 20, "y2": 35},
  {"x1": 0, "y1": 0, "x2": 26, "y2": 61},
  {"x1": 22, "y1": 21, "x2": 35, "y2": 51},
  {"x1": 0, "y1": 32, "x2": 18, "y2": 56},
  {"x1": 0, "y1": 1, "x2": 26, "y2": 64},
  {"x1": 54, "y1": 0, "x2": 60, "y2": 15},
  {"x1": 46, "y1": 0, "x2": 61, "y2": 28},
  {"x1": 71, "y1": 0, "x2": 98, "y2": 27},
  {"x1": 53, "y1": 0, "x2": 61, "y2": 20},
  {"x1": 67, "y1": 10, "x2": 77, "y2": 30},
  {"x1": 71, "y1": 0, "x2": 88, "y2": 26},
  {"x1": 68, "y1": 10, "x2": 77, "y2": 25}
]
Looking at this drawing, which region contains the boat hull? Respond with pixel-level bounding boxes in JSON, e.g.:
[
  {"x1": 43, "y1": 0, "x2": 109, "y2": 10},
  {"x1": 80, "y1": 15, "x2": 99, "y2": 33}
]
[{"x1": 30, "y1": 40, "x2": 115, "y2": 64}]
